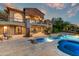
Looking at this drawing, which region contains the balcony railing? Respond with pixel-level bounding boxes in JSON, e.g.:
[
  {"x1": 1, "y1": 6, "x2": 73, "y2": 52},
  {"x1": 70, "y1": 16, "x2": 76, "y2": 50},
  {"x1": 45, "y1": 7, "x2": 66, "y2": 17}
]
[
  {"x1": 0, "y1": 19, "x2": 24, "y2": 26},
  {"x1": 30, "y1": 21, "x2": 48, "y2": 26},
  {"x1": 9, "y1": 18, "x2": 50, "y2": 27},
  {"x1": 0, "y1": 18, "x2": 50, "y2": 27}
]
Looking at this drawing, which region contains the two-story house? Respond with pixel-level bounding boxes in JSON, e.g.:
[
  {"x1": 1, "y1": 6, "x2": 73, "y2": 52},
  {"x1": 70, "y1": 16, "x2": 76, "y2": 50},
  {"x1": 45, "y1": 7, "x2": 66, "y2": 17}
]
[{"x1": 0, "y1": 7, "x2": 48, "y2": 35}]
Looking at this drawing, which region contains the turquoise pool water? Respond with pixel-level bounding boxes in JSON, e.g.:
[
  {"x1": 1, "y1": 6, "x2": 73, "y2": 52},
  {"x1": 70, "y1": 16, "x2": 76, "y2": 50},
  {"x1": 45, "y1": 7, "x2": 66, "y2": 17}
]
[
  {"x1": 35, "y1": 34, "x2": 79, "y2": 43},
  {"x1": 56, "y1": 35, "x2": 79, "y2": 42}
]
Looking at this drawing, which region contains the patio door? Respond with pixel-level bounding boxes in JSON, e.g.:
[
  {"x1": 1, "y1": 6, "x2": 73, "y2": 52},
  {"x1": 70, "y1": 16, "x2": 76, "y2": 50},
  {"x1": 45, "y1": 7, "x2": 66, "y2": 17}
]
[{"x1": 15, "y1": 26, "x2": 22, "y2": 34}]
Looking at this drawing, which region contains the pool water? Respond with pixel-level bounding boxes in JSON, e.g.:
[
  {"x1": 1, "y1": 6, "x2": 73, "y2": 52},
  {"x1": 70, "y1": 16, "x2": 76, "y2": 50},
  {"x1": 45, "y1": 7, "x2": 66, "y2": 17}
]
[
  {"x1": 35, "y1": 34, "x2": 79, "y2": 56},
  {"x1": 56, "y1": 35, "x2": 79, "y2": 42},
  {"x1": 57, "y1": 35, "x2": 79, "y2": 56},
  {"x1": 35, "y1": 34, "x2": 79, "y2": 43},
  {"x1": 35, "y1": 36, "x2": 54, "y2": 43}
]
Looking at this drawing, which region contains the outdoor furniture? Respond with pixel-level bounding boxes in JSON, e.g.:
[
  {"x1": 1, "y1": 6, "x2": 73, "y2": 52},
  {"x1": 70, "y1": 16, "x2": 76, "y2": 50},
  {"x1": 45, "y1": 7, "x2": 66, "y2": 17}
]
[
  {"x1": 3, "y1": 32, "x2": 12, "y2": 40},
  {"x1": 58, "y1": 40, "x2": 79, "y2": 56}
]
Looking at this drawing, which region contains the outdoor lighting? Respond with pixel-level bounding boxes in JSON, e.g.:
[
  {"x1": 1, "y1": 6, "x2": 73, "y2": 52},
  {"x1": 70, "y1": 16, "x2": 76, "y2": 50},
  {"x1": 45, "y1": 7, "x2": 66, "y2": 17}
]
[
  {"x1": 4, "y1": 26, "x2": 7, "y2": 30},
  {"x1": 4, "y1": 26, "x2": 7, "y2": 32},
  {"x1": 25, "y1": 16, "x2": 30, "y2": 19}
]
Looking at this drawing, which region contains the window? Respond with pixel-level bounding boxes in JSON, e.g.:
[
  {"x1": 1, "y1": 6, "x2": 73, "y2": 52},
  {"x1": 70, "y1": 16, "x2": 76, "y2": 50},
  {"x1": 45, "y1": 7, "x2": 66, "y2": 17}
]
[{"x1": 14, "y1": 13, "x2": 23, "y2": 22}]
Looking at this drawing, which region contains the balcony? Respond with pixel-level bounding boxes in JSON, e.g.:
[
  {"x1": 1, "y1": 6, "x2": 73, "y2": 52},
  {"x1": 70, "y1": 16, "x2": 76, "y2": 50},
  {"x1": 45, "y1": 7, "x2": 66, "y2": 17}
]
[
  {"x1": 0, "y1": 19, "x2": 24, "y2": 26},
  {"x1": 30, "y1": 21, "x2": 47, "y2": 27},
  {"x1": 0, "y1": 18, "x2": 51, "y2": 27}
]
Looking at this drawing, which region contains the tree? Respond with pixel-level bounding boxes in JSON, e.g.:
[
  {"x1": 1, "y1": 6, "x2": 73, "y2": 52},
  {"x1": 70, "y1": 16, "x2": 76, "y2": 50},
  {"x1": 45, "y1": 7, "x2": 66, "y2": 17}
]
[
  {"x1": 52, "y1": 17, "x2": 64, "y2": 33},
  {"x1": 0, "y1": 10, "x2": 8, "y2": 21},
  {"x1": 63, "y1": 21, "x2": 70, "y2": 31},
  {"x1": 51, "y1": 17, "x2": 79, "y2": 33}
]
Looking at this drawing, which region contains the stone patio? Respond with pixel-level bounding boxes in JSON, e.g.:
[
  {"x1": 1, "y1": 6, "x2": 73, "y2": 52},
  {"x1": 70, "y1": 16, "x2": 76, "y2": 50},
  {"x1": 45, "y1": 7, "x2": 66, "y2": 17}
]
[{"x1": 0, "y1": 36, "x2": 69, "y2": 56}]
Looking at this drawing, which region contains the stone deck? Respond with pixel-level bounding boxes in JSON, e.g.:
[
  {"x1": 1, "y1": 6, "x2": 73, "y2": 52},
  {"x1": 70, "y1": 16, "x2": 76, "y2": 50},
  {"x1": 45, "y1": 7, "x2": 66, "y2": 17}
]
[{"x1": 0, "y1": 37, "x2": 69, "y2": 56}]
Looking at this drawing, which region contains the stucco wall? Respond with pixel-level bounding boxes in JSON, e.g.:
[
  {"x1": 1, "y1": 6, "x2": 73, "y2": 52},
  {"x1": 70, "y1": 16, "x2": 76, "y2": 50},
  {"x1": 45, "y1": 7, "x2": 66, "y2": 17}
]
[
  {"x1": 8, "y1": 10, "x2": 23, "y2": 22},
  {"x1": 8, "y1": 26, "x2": 15, "y2": 35}
]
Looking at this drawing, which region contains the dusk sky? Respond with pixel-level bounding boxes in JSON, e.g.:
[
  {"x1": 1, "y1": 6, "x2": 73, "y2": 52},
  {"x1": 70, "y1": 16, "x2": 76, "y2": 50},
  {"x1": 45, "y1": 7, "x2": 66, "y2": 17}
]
[{"x1": 0, "y1": 3, "x2": 79, "y2": 25}]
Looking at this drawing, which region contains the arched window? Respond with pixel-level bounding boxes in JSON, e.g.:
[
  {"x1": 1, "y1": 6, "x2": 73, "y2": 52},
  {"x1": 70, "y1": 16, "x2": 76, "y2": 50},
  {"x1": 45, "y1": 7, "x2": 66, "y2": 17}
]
[{"x1": 14, "y1": 13, "x2": 23, "y2": 22}]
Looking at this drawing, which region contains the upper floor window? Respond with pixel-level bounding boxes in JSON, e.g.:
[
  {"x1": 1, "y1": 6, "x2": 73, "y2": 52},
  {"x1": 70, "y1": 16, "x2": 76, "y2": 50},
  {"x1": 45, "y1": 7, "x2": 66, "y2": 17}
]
[{"x1": 14, "y1": 13, "x2": 23, "y2": 22}]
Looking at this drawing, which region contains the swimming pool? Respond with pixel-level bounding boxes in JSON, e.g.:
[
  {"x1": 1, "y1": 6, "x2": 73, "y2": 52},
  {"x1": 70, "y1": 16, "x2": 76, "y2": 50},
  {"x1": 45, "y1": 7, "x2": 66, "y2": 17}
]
[
  {"x1": 35, "y1": 34, "x2": 79, "y2": 56},
  {"x1": 57, "y1": 35, "x2": 79, "y2": 56},
  {"x1": 35, "y1": 34, "x2": 79, "y2": 43},
  {"x1": 35, "y1": 37, "x2": 54, "y2": 43}
]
